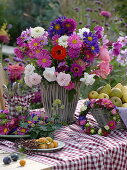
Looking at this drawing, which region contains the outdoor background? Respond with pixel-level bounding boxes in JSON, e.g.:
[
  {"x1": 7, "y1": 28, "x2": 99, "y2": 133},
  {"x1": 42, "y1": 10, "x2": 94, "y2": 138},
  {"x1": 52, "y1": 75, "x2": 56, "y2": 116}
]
[{"x1": 0, "y1": 0, "x2": 127, "y2": 99}]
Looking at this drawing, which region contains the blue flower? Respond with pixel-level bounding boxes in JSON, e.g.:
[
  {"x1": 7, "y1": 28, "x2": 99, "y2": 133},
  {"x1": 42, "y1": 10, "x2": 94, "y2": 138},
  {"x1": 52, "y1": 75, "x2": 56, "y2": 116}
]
[{"x1": 83, "y1": 32, "x2": 98, "y2": 45}]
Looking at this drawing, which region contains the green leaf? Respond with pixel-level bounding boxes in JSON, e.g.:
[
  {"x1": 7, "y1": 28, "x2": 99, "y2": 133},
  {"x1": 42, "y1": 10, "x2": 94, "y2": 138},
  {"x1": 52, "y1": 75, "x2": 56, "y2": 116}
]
[{"x1": 67, "y1": 89, "x2": 77, "y2": 102}]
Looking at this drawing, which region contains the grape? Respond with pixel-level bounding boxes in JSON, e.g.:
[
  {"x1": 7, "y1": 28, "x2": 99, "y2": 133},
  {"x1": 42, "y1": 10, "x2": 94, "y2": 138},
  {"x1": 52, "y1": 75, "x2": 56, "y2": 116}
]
[
  {"x1": 3, "y1": 156, "x2": 11, "y2": 164},
  {"x1": 11, "y1": 154, "x2": 19, "y2": 161}
]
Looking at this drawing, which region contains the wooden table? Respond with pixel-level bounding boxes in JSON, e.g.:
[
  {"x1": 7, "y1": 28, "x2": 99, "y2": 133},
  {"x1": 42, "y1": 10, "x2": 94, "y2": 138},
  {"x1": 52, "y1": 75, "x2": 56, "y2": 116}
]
[{"x1": 0, "y1": 150, "x2": 51, "y2": 170}]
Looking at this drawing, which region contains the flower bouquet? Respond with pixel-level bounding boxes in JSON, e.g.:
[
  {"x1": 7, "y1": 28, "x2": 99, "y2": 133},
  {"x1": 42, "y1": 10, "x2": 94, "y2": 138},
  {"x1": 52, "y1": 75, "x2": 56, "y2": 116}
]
[
  {"x1": 79, "y1": 99, "x2": 126, "y2": 136},
  {"x1": 14, "y1": 16, "x2": 113, "y2": 123}
]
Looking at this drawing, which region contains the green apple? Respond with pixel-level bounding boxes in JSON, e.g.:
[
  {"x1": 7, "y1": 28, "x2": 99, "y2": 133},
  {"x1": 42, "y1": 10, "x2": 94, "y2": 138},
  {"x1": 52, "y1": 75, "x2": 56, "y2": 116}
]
[
  {"x1": 97, "y1": 86, "x2": 104, "y2": 93},
  {"x1": 122, "y1": 93, "x2": 127, "y2": 103},
  {"x1": 122, "y1": 103, "x2": 127, "y2": 108},
  {"x1": 110, "y1": 96, "x2": 122, "y2": 107},
  {"x1": 98, "y1": 93, "x2": 109, "y2": 99},
  {"x1": 114, "y1": 83, "x2": 123, "y2": 90},
  {"x1": 99, "y1": 84, "x2": 111, "y2": 95},
  {"x1": 88, "y1": 91, "x2": 99, "y2": 99},
  {"x1": 110, "y1": 88, "x2": 122, "y2": 98}
]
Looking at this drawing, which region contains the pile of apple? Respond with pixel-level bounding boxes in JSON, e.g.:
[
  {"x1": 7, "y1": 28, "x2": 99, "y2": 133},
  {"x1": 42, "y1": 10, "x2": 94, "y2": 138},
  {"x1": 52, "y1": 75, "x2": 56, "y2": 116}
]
[{"x1": 88, "y1": 83, "x2": 127, "y2": 107}]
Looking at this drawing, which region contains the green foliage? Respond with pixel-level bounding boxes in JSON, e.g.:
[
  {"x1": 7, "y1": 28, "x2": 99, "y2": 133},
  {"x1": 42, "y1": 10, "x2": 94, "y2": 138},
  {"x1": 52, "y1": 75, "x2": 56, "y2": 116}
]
[{"x1": 0, "y1": 0, "x2": 61, "y2": 45}]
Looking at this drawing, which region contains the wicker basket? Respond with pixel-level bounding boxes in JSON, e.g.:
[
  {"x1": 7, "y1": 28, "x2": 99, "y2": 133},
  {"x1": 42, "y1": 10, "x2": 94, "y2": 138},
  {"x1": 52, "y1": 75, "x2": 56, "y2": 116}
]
[
  {"x1": 90, "y1": 108, "x2": 126, "y2": 129},
  {"x1": 41, "y1": 82, "x2": 81, "y2": 124}
]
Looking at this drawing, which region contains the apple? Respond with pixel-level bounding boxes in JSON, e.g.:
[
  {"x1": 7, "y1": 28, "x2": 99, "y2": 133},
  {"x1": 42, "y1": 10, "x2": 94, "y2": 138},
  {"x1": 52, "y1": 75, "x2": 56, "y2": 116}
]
[
  {"x1": 88, "y1": 91, "x2": 99, "y2": 99},
  {"x1": 110, "y1": 88, "x2": 122, "y2": 98},
  {"x1": 122, "y1": 103, "x2": 127, "y2": 108},
  {"x1": 98, "y1": 93, "x2": 109, "y2": 99},
  {"x1": 99, "y1": 84, "x2": 111, "y2": 95},
  {"x1": 110, "y1": 96, "x2": 122, "y2": 107}
]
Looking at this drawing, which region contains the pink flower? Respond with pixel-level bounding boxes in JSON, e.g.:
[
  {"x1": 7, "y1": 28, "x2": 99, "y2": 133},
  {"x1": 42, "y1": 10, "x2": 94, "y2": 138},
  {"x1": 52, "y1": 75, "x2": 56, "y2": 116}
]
[
  {"x1": 64, "y1": 81, "x2": 75, "y2": 90},
  {"x1": 111, "y1": 109, "x2": 117, "y2": 115},
  {"x1": 98, "y1": 46, "x2": 111, "y2": 62},
  {"x1": 28, "y1": 38, "x2": 40, "y2": 50},
  {"x1": 51, "y1": 34, "x2": 60, "y2": 45},
  {"x1": 29, "y1": 73, "x2": 42, "y2": 86},
  {"x1": 75, "y1": 59, "x2": 86, "y2": 71},
  {"x1": 37, "y1": 49, "x2": 52, "y2": 68},
  {"x1": 79, "y1": 119, "x2": 87, "y2": 126},
  {"x1": 14, "y1": 48, "x2": 24, "y2": 59},
  {"x1": 56, "y1": 72, "x2": 71, "y2": 86},
  {"x1": 100, "y1": 11, "x2": 111, "y2": 18},
  {"x1": 108, "y1": 120, "x2": 117, "y2": 130},
  {"x1": 67, "y1": 33, "x2": 82, "y2": 49},
  {"x1": 0, "y1": 126, "x2": 10, "y2": 135}
]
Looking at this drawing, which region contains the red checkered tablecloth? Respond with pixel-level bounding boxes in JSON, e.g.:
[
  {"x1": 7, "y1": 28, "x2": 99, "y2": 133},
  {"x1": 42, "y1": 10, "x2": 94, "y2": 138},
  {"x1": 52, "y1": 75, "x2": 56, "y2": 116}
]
[{"x1": 0, "y1": 100, "x2": 127, "y2": 170}]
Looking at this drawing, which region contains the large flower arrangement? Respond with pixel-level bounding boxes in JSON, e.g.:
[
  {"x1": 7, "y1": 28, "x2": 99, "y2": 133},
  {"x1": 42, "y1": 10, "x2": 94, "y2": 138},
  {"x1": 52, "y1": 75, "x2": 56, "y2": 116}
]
[
  {"x1": 79, "y1": 99, "x2": 120, "y2": 136},
  {"x1": 14, "y1": 17, "x2": 112, "y2": 92}
]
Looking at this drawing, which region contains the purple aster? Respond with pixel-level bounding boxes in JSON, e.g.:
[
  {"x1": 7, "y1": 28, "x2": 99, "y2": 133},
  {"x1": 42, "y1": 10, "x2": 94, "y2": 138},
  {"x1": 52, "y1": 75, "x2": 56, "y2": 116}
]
[
  {"x1": 67, "y1": 34, "x2": 82, "y2": 49},
  {"x1": 56, "y1": 61, "x2": 69, "y2": 72},
  {"x1": 68, "y1": 47, "x2": 80, "y2": 58},
  {"x1": 38, "y1": 36, "x2": 48, "y2": 46},
  {"x1": 62, "y1": 18, "x2": 77, "y2": 34},
  {"x1": 20, "y1": 28, "x2": 31, "y2": 41},
  {"x1": 70, "y1": 63, "x2": 83, "y2": 77},
  {"x1": 51, "y1": 34, "x2": 60, "y2": 45},
  {"x1": 89, "y1": 43, "x2": 100, "y2": 54},
  {"x1": 37, "y1": 49, "x2": 52, "y2": 68},
  {"x1": 14, "y1": 48, "x2": 24, "y2": 59},
  {"x1": 48, "y1": 17, "x2": 66, "y2": 38},
  {"x1": 83, "y1": 32, "x2": 98, "y2": 45},
  {"x1": 16, "y1": 36, "x2": 25, "y2": 46},
  {"x1": 13, "y1": 57, "x2": 23, "y2": 62}
]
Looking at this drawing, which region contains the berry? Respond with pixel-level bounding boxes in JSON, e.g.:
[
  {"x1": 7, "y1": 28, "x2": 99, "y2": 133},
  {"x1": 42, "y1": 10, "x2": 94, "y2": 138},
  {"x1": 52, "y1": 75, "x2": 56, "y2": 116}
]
[
  {"x1": 3, "y1": 156, "x2": 11, "y2": 165},
  {"x1": 11, "y1": 154, "x2": 19, "y2": 161},
  {"x1": 19, "y1": 160, "x2": 26, "y2": 166}
]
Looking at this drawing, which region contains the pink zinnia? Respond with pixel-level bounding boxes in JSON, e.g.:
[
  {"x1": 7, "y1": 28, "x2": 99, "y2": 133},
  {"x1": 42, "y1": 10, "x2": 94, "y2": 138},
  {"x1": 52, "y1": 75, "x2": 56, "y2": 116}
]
[
  {"x1": 100, "y1": 11, "x2": 111, "y2": 18},
  {"x1": 70, "y1": 63, "x2": 83, "y2": 77},
  {"x1": 64, "y1": 81, "x2": 75, "y2": 90},
  {"x1": 108, "y1": 120, "x2": 117, "y2": 130},
  {"x1": 51, "y1": 34, "x2": 60, "y2": 45},
  {"x1": 37, "y1": 49, "x2": 52, "y2": 68},
  {"x1": 28, "y1": 38, "x2": 40, "y2": 50},
  {"x1": 67, "y1": 34, "x2": 82, "y2": 49}
]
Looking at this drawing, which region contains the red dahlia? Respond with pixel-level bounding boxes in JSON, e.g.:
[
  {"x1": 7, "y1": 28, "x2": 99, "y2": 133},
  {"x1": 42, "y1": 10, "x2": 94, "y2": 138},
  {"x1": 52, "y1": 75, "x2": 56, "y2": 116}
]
[{"x1": 51, "y1": 45, "x2": 66, "y2": 60}]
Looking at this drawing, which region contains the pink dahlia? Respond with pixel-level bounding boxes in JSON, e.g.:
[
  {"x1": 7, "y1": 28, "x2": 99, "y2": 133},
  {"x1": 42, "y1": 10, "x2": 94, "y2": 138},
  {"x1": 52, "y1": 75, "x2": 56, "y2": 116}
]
[
  {"x1": 70, "y1": 63, "x2": 83, "y2": 77},
  {"x1": 37, "y1": 49, "x2": 52, "y2": 68},
  {"x1": 67, "y1": 34, "x2": 82, "y2": 49}
]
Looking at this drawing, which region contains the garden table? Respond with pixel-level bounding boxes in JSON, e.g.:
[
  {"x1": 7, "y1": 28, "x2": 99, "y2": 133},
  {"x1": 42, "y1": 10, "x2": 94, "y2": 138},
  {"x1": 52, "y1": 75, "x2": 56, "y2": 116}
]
[{"x1": 0, "y1": 100, "x2": 127, "y2": 170}]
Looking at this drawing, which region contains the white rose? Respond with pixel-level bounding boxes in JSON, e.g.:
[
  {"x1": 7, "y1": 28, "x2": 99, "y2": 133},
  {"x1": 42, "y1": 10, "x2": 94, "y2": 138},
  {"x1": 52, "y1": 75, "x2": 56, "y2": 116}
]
[
  {"x1": 24, "y1": 75, "x2": 32, "y2": 88},
  {"x1": 31, "y1": 27, "x2": 45, "y2": 38},
  {"x1": 56, "y1": 72, "x2": 71, "y2": 86},
  {"x1": 24, "y1": 64, "x2": 35, "y2": 76},
  {"x1": 43, "y1": 67, "x2": 56, "y2": 82},
  {"x1": 77, "y1": 27, "x2": 90, "y2": 39}
]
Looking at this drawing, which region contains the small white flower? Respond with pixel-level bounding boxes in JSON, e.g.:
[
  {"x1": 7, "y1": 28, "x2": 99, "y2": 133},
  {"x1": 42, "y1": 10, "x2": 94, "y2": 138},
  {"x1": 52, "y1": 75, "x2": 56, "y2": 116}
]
[
  {"x1": 80, "y1": 72, "x2": 95, "y2": 86},
  {"x1": 113, "y1": 116, "x2": 117, "y2": 120},
  {"x1": 58, "y1": 35, "x2": 69, "y2": 48},
  {"x1": 31, "y1": 27, "x2": 45, "y2": 38},
  {"x1": 80, "y1": 105, "x2": 87, "y2": 112},
  {"x1": 104, "y1": 125, "x2": 110, "y2": 130},
  {"x1": 24, "y1": 64, "x2": 35, "y2": 76},
  {"x1": 43, "y1": 67, "x2": 56, "y2": 82},
  {"x1": 77, "y1": 27, "x2": 90, "y2": 39}
]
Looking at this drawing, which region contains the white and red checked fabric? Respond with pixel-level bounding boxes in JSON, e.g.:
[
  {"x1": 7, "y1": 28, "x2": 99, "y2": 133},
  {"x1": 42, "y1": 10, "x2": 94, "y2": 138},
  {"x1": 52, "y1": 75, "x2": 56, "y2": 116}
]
[{"x1": 0, "y1": 100, "x2": 127, "y2": 170}]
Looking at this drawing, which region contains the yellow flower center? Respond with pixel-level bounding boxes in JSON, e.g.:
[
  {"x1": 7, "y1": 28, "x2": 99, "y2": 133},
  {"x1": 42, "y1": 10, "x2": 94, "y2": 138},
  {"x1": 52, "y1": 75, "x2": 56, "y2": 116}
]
[
  {"x1": 54, "y1": 24, "x2": 60, "y2": 30},
  {"x1": 86, "y1": 55, "x2": 90, "y2": 58},
  {"x1": 66, "y1": 23, "x2": 71, "y2": 27},
  {"x1": 21, "y1": 129, "x2": 26, "y2": 133},
  {"x1": 28, "y1": 121, "x2": 32, "y2": 124},
  {"x1": 74, "y1": 67, "x2": 79, "y2": 72},
  {"x1": 36, "y1": 50, "x2": 40, "y2": 53},
  {"x1": 42, "y1": 59, "x2": 47, "y2": 63},
  {"x1": 34, "y1": 43, "x2": 38, "y2": 46},
  {"x1": 72, "y1": 39, "x2": 77, "y2": 44},
  {"x1": 88, "y1": 37, "x2": 93, "y2": 41},
  {"x1": 91, "y1": 46, "x2": 95, "y2": 50},
  {"x1": 41, "y1": 40, "x2": 44, "y2": 43},
  {"x1": 4, "y1": 128, "x2": 8, "y2": 133}
]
